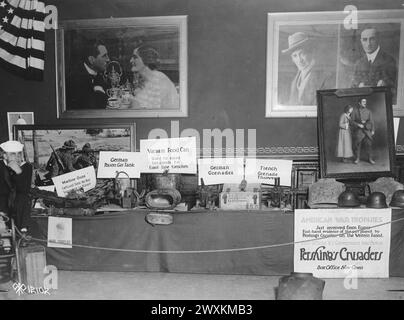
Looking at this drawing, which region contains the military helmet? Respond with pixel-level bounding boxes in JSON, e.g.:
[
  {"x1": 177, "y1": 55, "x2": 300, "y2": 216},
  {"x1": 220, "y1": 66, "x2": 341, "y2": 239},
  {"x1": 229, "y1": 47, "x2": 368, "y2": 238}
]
[
  {"x1": 389, "y1": 190, "x2": 404, "y2": 208},
  {"x1": 366, "y1": 192, "x2": 388, "y2": 209},
  {"x1": 62, "y1": 140, "x2": 77, "y2": 150},
  {"x1": 338, "y1": 191, "x2": 360, "y2": 207},
  {"x1": 82, "y1": 143, "x2": 92, "y2": 151}
]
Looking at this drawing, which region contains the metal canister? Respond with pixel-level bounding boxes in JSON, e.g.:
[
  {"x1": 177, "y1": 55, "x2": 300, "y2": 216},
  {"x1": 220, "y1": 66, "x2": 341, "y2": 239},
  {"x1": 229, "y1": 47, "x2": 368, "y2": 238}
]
[{"x1": 153, "y1": 173, "x2": 181, "y2": 190}]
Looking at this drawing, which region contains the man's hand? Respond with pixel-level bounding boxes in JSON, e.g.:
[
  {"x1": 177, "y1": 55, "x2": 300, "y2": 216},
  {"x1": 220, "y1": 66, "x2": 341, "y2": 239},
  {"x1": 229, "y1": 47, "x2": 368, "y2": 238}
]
[
  {"x1": 7, "y1": 161, "x2": 22, "y2": 174},
  {"x1": 358, "y1": 82, "x2": 365, "y2": 87},
  {"x1": 358, "y1": 124, "x2": 364, "y2": 129},
  {"x1": 371, "y1": 131, "x2": 375, "y2": 136}
]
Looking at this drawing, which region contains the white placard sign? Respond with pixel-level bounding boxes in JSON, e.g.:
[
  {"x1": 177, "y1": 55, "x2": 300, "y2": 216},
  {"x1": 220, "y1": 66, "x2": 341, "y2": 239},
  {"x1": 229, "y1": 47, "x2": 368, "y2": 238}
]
[
  {"x1": 294, "y1": 209, "x2": 391, "y2": 278},
  {"x1": 140, "y1": 137, "x2": 197, "y2": 173},
  {"x1": 52, "y1": 166, "x2": 96, "y2": 197},
  {"x1": 47, "y1": 216, "x2": 72, "y2": 248},
  {"x1": 38, "y1": 185, "x2": 55, "y2": 192},
  {"x1": 197, "y1": 158, "x2": 244, "y2": 185},
  {"x1": 97, "y1": 151, "x2": 142, "y2": 178},
  {"x1": 244, "y1": 159, "x2": 292, "y2": 186},
  {"x1": 394, "y1": 117, "x2": 400, "y2": 144}
]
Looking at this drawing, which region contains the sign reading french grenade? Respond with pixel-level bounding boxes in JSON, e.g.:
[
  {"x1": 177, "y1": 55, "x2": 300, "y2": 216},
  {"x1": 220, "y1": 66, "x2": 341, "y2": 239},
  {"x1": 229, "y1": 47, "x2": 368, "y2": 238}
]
[
  {"x1": 47, "y1": 216, "x2": 72, "y2": 248},
  {"x1": 197, "y1": 158, "x2": 244, "y2": 185},
  {"x1": 97, "y1": 151, "x2": 142, "y2": 178},
  {"x1": 52, "y1": 166, "x2": 96, "y2": 197},
  {"x1": 294, "y1": 209, "x2": 391, "y2": 278},
  {"x1": 244, "y1": 159, "x2": 292, "y2": 186},
  {"x1": 140, "y1": 137, "x2": 197, "y2": 174}
]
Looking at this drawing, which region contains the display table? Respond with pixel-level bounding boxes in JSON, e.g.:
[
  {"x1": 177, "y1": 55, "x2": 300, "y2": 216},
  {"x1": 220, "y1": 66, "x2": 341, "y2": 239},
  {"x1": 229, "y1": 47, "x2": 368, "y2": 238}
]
[{"x1": 29, "y1": 209, "x2": 404, "y2": 276}]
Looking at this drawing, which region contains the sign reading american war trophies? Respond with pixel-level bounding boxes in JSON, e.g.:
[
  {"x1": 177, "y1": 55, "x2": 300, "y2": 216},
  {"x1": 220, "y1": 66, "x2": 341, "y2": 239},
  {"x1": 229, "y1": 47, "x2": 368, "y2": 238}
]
[
  {"x1": 140, "y1": 137, "x2": 197, "y2": 174},
  {"x1": 294, "y1": 209, "x2": 391, "y2": 278}
]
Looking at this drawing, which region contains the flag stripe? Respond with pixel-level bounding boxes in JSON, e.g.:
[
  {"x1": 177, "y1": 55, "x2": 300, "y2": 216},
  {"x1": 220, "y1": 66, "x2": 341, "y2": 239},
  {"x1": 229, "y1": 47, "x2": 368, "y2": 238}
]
[
  {"x1": 28, "y1": 55, "x2": 43, "y2": 69},
  {"x1": 0, "y1": 45, "x2": 25, "y2": 68},
  {"x1": 0, "y1": 27, "x2": 44, "y2": 50},
  {"x1": 0, "y1": 0, "x2": 45, "y2": 80}
]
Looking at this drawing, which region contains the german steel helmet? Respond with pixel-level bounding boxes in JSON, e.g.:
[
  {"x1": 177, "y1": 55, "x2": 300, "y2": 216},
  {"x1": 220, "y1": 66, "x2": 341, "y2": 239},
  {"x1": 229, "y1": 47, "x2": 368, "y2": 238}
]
[
  {"x1": 338, "y1": 191, "x2": 360, "y2": 207},
  {"x1": 389, "y1": 190, "x2": 404, "y2": 208},
  {"x1": 366, "y1": 192, "x2": 388, "y2": 209}
]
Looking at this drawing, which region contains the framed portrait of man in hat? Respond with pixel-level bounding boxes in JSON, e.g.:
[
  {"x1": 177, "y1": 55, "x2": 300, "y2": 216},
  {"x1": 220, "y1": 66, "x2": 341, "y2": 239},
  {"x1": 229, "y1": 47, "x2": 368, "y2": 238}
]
[
  {"x1": 266, "y1": 10, "x2": 404, "y2": 118},
  {"x1": 56, "y1": 16, "x2": 188, "y2": 119}
]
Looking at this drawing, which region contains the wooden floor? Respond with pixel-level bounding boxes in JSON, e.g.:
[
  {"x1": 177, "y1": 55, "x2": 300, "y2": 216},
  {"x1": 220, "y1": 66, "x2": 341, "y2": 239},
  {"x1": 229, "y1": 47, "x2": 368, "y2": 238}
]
[{"x1": 1, "y1": 271, "x2": 404, "y2": 300}]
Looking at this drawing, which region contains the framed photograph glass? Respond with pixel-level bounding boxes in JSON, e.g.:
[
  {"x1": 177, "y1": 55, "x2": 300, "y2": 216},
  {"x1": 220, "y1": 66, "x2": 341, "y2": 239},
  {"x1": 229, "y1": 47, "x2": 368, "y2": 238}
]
[
  {"x1": 7, "y1": 112, "x2": 34, "y2": 140},
  {"x1": 266, "y1": 10, "x2": 404, "y2": 118},
  {"x1": 317, "y1": 87, "x2": 395, "y2": 180},
  {"x1": 56, "y1": 16, "x2": 188, "y2": 119},
  {"x1": 13, "y1": 123, "x2": 135, "y2": 187}
]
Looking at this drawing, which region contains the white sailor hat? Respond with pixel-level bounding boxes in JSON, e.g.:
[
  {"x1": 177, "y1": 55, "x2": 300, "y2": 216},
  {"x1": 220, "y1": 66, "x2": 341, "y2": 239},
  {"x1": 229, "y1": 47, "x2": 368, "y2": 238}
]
[{"x1": 0, "y1": 140, "x2": 24, "y2": 153}]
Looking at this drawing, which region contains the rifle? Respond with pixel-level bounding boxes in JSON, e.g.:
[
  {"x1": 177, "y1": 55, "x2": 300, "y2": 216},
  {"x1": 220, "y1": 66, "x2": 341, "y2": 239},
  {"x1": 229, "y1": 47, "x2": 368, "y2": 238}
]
[
  {"x1": 353, "y1": 108, "x2": 374, "y2": 141},
  {"x1": 49, "y1": 144, "x2": 65, "y2": 172},
  {"x1": 361, "y1": 121, "x2": 374, "y2": 141}
]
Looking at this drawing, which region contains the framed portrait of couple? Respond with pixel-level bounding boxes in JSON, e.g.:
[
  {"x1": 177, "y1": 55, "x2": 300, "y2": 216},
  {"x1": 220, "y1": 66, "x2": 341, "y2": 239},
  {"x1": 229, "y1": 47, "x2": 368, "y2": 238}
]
[
  {"x1": 266, "y1": 10, "x2": 404, "y2": 118},
  {"x1": 56, "y1": 16, "x2": 188, "y2": 119},
  {"x1": 317, "y1": 87, "x2": 395, "y2": 180}
]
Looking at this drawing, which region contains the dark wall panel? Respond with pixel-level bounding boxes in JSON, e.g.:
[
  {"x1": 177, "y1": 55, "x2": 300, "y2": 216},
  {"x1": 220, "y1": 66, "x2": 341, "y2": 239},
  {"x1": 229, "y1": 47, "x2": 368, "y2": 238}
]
[{"x1": 0, "y1": 0, "x2": 402, "y2": 155}]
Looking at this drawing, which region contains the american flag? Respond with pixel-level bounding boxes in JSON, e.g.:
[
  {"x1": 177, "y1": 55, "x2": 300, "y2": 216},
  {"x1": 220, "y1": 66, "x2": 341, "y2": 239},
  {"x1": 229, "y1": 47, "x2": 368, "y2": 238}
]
[{"x1": 0, "y1": 0, "x2": 45, "y2": 80}]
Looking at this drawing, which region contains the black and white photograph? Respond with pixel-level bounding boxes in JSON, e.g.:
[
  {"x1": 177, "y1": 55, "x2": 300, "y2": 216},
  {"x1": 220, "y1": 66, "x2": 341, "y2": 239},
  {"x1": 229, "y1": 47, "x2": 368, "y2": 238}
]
[
  {"x1": 56, "y1": 16, "x2": 188, "y2": 119},
  {"x1": 7, "y1": 112, "x2": 34, "y2": 140},
  {"x1": 13, "y1": 124, "x2": 135, "y2": 186},
  {"x1": 2, "y1": 0, "x2": 404, "y2": 304},
  {"x1": 317, "y1": 87, "x2": 396, "y2": 179},
  {"x1": 266, "y1": 10, "x2": 404, "y2": 118}
]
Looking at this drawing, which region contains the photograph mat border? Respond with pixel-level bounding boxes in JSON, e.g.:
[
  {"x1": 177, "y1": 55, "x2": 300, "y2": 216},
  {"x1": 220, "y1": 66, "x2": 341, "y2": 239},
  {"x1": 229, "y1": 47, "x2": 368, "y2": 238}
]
[{"x1": 7, "y1": 111, "x2": 35, "y2": 141}]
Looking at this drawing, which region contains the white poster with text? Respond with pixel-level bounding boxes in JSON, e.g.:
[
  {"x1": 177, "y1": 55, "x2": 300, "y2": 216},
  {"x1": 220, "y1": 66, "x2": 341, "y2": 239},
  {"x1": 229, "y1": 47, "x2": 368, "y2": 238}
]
[
  {"x1": 47, "y1": 216, "x2": 72, "y2": 248},
  {"x1": 197, "y1": 158, "x2": 244, "y2": 185},
  {"x1": 294, "y1": 209, "x2": 391, "y2": 278},
  {"x1": 97, "y1": 151, "x2": 142, "y2": 178},
  {"x1": 244, "y1": 159, "x2": 292, "y2": 186},
  {"x1": 52, "y1": 166, "x2": 96, "y2": 197},
  {"x1": 140, "y1": 137, "x2": 197, "y2": 173}
]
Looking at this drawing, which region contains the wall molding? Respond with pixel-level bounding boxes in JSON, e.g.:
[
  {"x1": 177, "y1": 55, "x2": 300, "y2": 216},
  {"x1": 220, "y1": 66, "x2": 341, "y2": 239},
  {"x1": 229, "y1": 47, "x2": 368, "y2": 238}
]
[{"x1": 198, "y1": 144, "x2": 404, "y2": 159}]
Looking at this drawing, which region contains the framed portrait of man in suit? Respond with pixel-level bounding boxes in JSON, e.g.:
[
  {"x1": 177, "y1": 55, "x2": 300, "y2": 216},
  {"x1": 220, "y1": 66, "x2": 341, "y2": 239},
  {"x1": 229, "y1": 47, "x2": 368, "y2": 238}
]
[
  {"x1": 266, "y1": 10, "x2": 404, "y2": 118},
  {"x1": 55, "y1": 16, "x2": 188, "y2": 119},
  {"x1": 317, "y1": 87, "x2": 396, "y2": 180}
]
